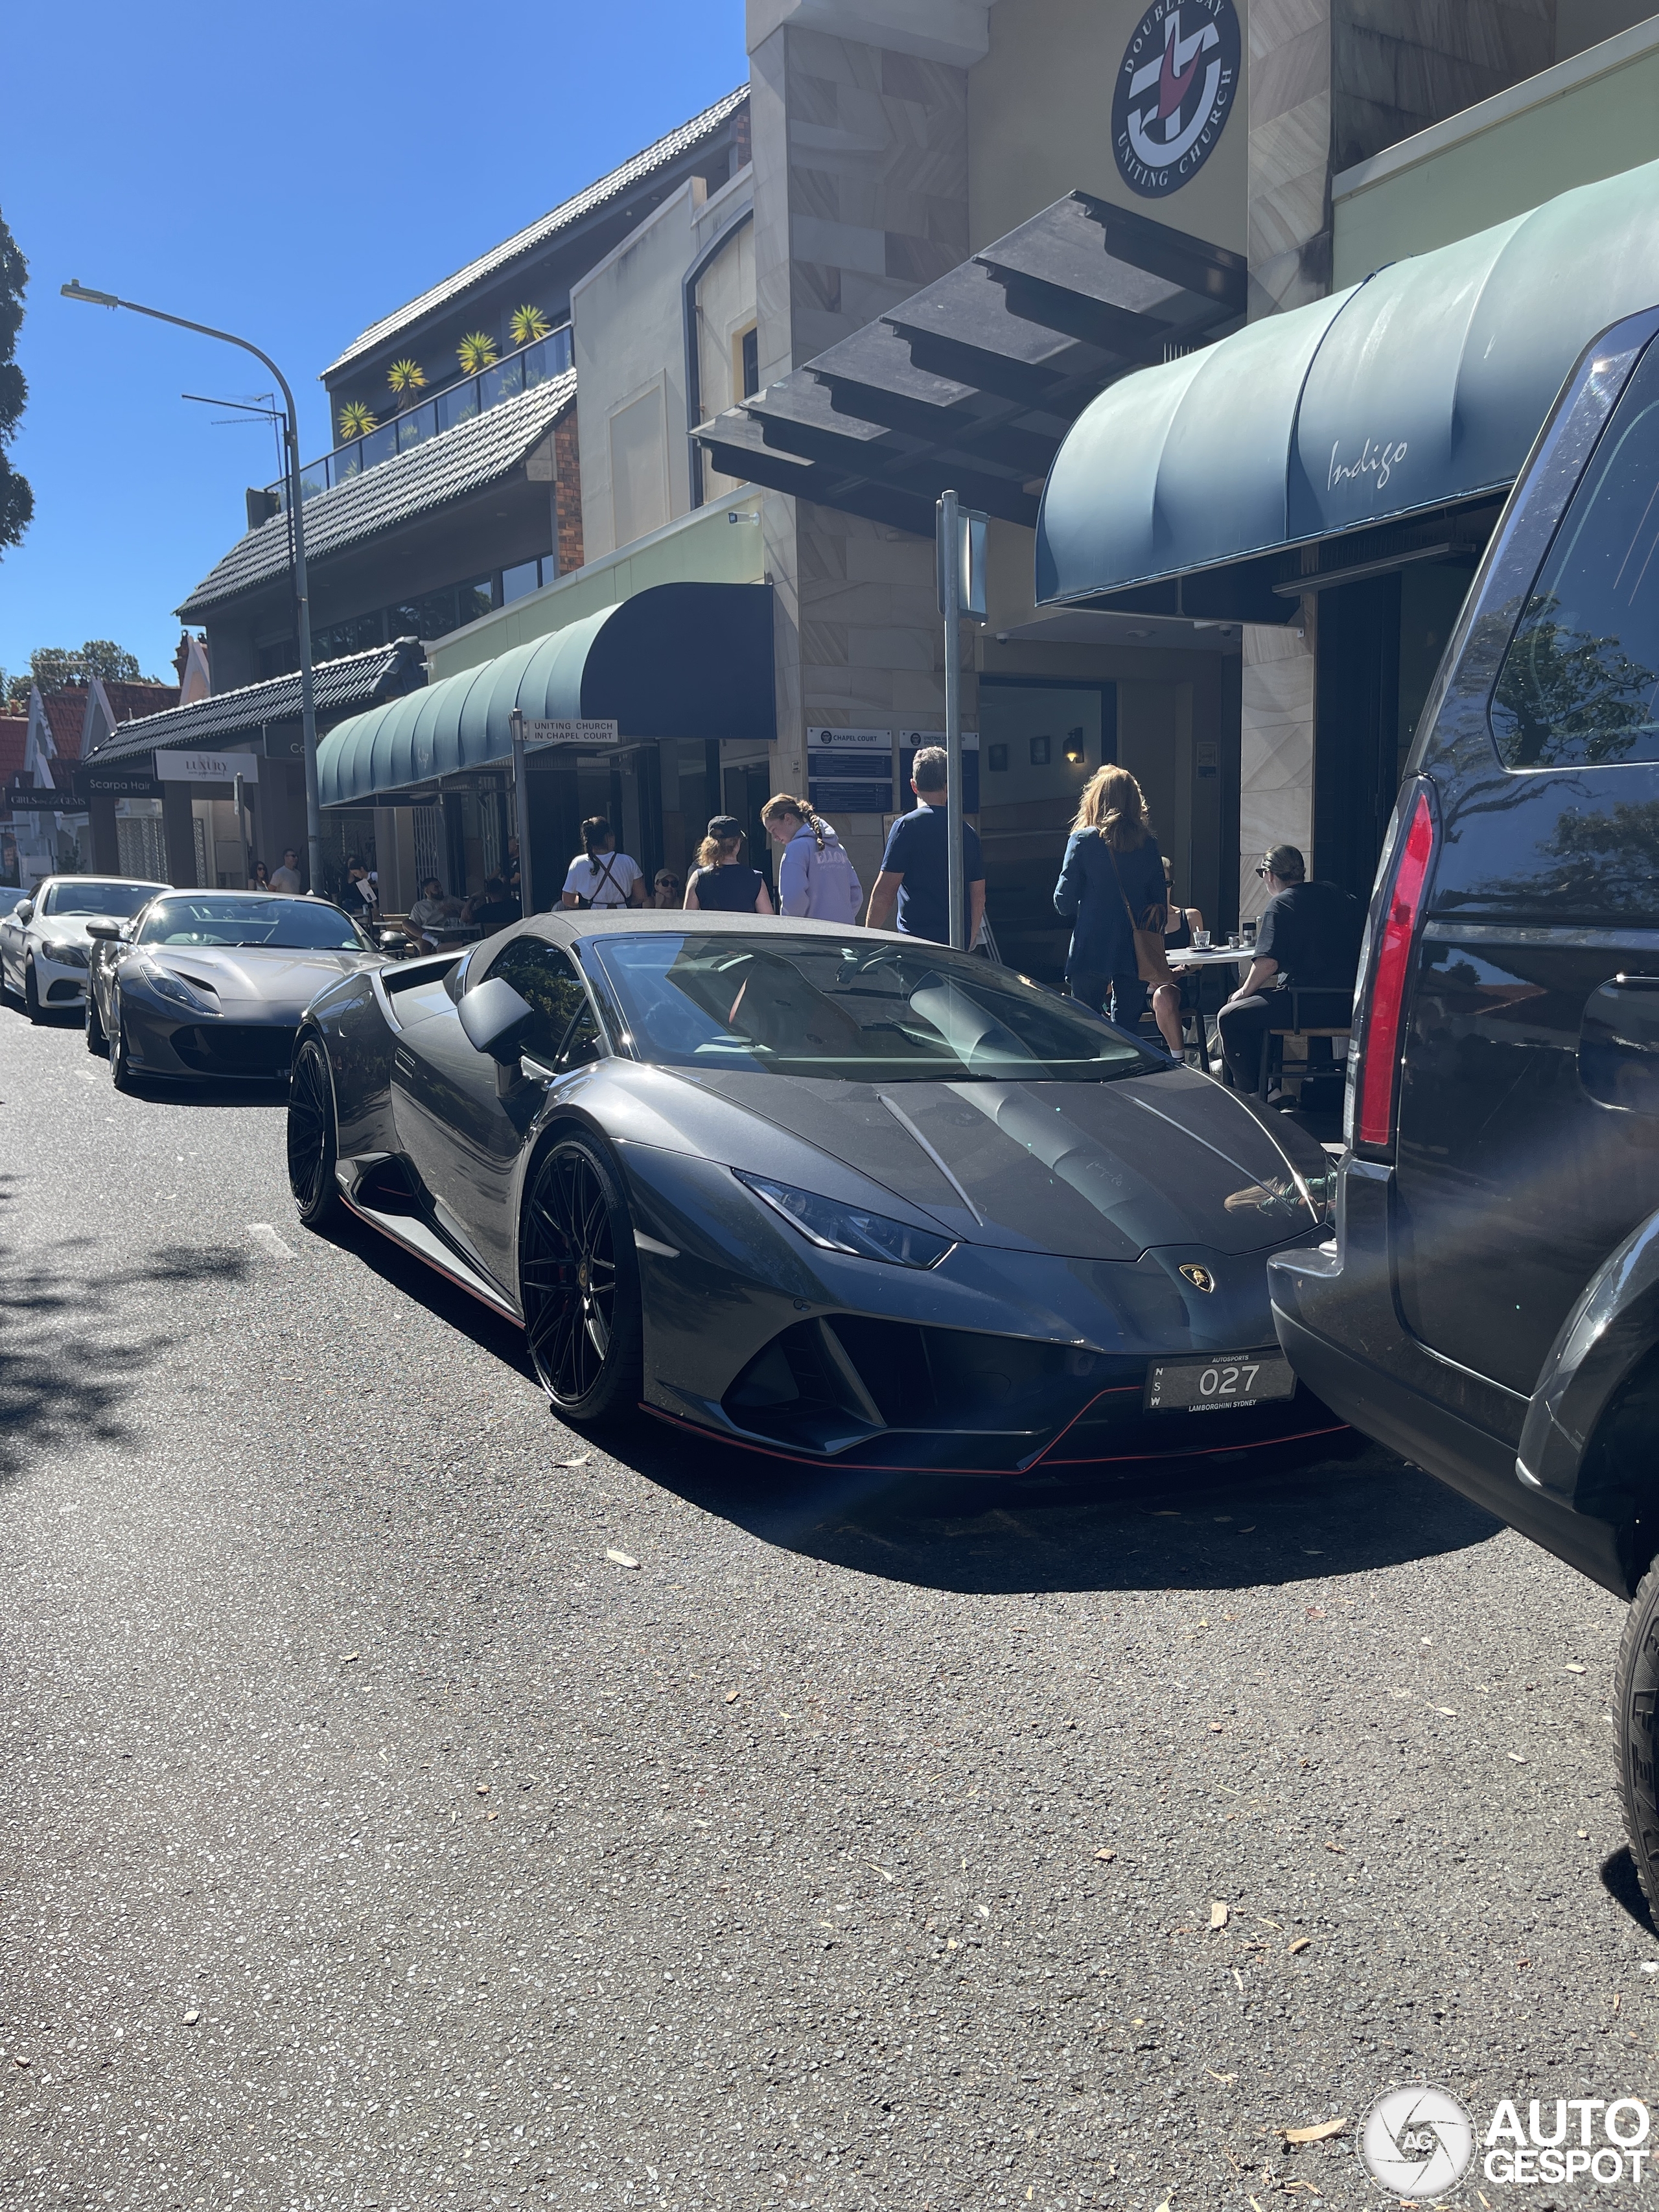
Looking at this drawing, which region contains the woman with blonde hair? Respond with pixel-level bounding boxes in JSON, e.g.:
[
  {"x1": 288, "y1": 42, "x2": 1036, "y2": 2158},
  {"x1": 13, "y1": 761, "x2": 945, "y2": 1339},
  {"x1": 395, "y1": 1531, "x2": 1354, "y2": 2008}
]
[
  {"x1": 760, "y1": 793, "x2": 863, "y2": 924},
  {"x1": 684, "y1": 815, "x2": 774, "y2": 913},
  {"x1": 1051, "y1": 764, "x2": 1167, "y2": 1035}
]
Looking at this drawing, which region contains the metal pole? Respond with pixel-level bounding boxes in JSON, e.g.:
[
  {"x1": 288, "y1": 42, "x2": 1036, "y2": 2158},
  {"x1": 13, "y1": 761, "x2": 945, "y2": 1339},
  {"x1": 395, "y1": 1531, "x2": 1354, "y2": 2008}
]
[
  {"x1": 511, "y1": 709, "x2": 536, "y2": 916},
  {"x1": 233, "y1": 771, "x2": 249, "y2": 887},
  {"x1": 60, "y1": 283, "x2": 323, "y2": 895},
  {"x1": 939, "y1": 489, "x2": 965, "y2": 951}
]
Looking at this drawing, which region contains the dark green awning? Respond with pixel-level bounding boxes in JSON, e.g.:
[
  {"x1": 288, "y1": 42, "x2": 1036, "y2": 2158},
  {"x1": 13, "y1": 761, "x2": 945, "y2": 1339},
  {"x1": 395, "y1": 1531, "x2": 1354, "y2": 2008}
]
[
  {"x1": 1036, "y1": 157, "x2": 1659, "y2": 614},
  {"x1": 319, "y1": 582, "x2": 774, "y2": 806}
]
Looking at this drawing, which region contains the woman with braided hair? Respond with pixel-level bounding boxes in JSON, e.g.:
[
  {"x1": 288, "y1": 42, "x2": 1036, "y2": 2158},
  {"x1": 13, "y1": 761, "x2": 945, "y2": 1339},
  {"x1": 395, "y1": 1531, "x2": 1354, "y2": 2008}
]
[{"x1": 761, "y1": 793, "x2": 863, "y2": 924}]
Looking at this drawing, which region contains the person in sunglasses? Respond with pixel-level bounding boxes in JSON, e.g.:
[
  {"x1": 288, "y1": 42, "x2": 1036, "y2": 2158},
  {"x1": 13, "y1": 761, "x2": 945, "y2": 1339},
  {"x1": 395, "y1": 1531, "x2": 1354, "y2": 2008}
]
[
  {"x1": 1217, "y1": 844, "x2": 1362, "y2": 1097},
  {"x1": 649, "y1": 868, "x2": 684, "y2": 909}
]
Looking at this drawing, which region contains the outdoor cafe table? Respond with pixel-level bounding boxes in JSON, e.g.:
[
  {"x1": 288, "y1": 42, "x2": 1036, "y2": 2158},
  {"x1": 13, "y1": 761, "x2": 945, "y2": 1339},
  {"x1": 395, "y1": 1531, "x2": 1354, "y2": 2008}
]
[{"x1": 1163, "y1": 944, "x2": 1258, "y2": 1077}]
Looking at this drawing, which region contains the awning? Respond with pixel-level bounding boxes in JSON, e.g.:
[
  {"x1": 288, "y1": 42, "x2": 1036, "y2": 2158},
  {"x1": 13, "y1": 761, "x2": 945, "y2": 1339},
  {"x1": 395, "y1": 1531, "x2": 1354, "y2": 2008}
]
[
  {"x1": 1036, "y1": 156, "x2": 1659, "y2": 617},
  {"x1": 86, "y1": 638, "x2": 426, "y2": 766},
  {"x1": 318, "y1": 581, "x2": 774, "y2": 806},
  {"x1": 695, "y1": 194, "x2": 1244, "y2": 535}
]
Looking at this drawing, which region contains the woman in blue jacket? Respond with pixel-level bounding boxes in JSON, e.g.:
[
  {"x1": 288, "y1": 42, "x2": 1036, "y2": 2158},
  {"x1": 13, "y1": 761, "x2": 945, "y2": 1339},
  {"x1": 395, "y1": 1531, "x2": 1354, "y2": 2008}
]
[{"x1": 1052, "y1": 766, "x2": 1166, "y2": 1032}]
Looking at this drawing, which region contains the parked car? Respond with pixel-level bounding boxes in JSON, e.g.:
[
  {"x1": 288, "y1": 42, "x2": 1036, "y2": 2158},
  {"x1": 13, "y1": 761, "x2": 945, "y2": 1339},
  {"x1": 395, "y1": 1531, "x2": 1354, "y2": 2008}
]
[
  {"x1": 1268, "y1": 303, "x2": 1659, "y2": 1907},
  {"x1": 0, "y1": 875, "x2": 169, "y2": 1020},
  {"x1": 286, "y1": 911, "x2": 1341, "y2": 1470},
  {"x1": 86, "y1": 889, "x2": 394, "y2": 1088}
]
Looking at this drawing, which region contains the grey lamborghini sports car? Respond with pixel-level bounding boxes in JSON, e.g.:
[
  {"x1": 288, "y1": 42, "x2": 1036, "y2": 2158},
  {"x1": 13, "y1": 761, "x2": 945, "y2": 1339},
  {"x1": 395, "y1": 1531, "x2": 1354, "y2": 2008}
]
[
  {"x1": 86, "y1": 889, "x2": 391, "y2": 1087},
  {"x1": 286, "y1": 912, "x2": 1343, "y2": 1472}
]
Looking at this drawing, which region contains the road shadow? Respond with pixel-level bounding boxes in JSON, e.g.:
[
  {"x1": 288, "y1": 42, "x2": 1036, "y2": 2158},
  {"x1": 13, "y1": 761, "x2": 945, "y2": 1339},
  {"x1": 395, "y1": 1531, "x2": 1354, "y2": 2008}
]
[
  {"x1": 315, "y1": 1207, "x2": 535, "y2": 1381},
  {"x1": 607, "y1": 1417, "x2": 1501, "y2": 1596},
  {"x1": 0, "y1": 1211, "x2": 255, "y2": 1483},
  {"x1": 1600, "y1": 1846, "x2": 1658, "y2": 1938}
]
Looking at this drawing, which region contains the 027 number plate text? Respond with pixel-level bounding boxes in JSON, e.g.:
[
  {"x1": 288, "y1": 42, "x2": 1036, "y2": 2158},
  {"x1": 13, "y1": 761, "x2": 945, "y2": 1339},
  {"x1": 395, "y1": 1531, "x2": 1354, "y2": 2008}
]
[{"x1": 1144, "y1": 1351, "x2": 1297, "y2": 1412}]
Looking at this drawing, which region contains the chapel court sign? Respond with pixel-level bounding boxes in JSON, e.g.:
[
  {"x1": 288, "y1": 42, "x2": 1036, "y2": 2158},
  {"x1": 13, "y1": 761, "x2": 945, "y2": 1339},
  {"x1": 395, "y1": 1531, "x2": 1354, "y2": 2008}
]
[{"x1": 1111, "y1": 0, "x2": 1240, "y2": 200}]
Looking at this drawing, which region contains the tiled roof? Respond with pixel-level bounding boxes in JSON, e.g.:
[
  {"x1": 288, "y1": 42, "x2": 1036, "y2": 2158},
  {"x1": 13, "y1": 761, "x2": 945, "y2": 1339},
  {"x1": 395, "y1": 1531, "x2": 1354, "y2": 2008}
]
[
  {"x1": 43, "y1": 690, "x2": 87, "y2": 760},
  {"x1": 0, "y1": 717, "x2": 25, "y2": 783},
  {"x1": 87, "y1": 638, "x2": 428, "y2": 765},
  {"x1": 178, "y1": 369, "x2": 576, "y2": 618},
  {"x1": 100, "y1": 679, "x2": 179, "y2": 721},
  {"x1": 323, "y1": 87, "x2": 748, "y2": 378}
]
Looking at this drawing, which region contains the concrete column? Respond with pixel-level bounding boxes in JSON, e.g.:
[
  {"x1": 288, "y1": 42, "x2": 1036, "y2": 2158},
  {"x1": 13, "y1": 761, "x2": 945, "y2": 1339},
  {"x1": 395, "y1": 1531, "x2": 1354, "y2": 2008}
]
[
  {"x1": 1238, "y1": 609, "x2": 1317, "y2": 922},
  {"x1": 748, "y1": 12, "x2": 972, "y2": 830},
  {"x1": 1246, "y1": 0, "x2": 1333, "y2": 318}
]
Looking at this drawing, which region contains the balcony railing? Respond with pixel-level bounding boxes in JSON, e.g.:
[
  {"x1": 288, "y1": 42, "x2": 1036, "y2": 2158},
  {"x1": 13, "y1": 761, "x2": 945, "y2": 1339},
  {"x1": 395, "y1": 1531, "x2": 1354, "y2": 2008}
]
[{"x1": 270, "y1": 325, "x2": 574, "y2": 511}]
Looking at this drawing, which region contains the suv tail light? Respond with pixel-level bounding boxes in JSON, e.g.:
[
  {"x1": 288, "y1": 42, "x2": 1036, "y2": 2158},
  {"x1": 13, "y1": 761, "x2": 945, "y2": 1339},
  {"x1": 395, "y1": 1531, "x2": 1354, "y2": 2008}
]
[{"x1": 1351, "y1": 784, "x2": 1437, "y2": 1153}]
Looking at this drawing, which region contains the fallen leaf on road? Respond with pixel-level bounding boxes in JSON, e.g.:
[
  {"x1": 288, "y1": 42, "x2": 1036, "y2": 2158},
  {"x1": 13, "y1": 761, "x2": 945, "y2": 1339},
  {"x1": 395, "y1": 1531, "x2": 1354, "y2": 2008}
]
[
  {"x1": 1566, "y1": 1663, "x2": 1587, "y2": 1674},
  {"x1": 1154, "y1": 2196, "x2": 1173, "y2": 2212},
  {"x1": 1209, "y1": 1901, "x2": 1229, "y2": 1929},
  {"x1": 1094, "y1": 1848, "x2": 1115, "y2": 1861},
  {"x1": 724, "y1": 1688, "x2": 740, "y2": 1704},
  {"x1": 605, "y1": 1548, "x2": 639, "y2": 1570},
  {"x1": 1431, "y1": 1705, "x2": 1457, "y2": 1716},
  {"x1": 181, "y1": 2013, "x2": 198, "y2": 2028},
  {"x1": 1323, "y1": 1841, "x2": 1345, "y2": 1854},
  {"x1": 340, "y1": 1652, "x2": 360, "y2": 1664},
  {"x1": 11, "y1": 2055, "x2": 29, "y2": 2067},
  {"x1": 1207, "y1": 2069, "x2": 1236, "y2": 2084},
  {"x1": 1640, "y1": 1962, "x2": 1659, "y2": 1975},
  {"x1": 1282, "y1": 2117, "x2": 1347, "y2": 2143},
  {"x1": 484, "y1": 1810, "x2": 498, "y2": 1821},
  {"x1": 977, "y1": 1903, "x2": 991, "y2": 1918},
  {"x1": 1305, "y1": 1606, "x2": 1327, "y2": 1620},
  {"x1": 476, "y1": 1784, "x2": 490, "y2": 1796},
  {"x1": 1231, "y1": 1968, "x2": 1244, "y2": 1993},
  {"x1": 1288, "y1": 1937, "x2": 1312, "y2": 1955},
  {"x1": 1257, "y1": 1917, "x2": 1282, "y2": 1930},
  {"x1": 551, "y1": 1456, "x2": 591, "y2": 1467},
  {"x1": 1507, "y1": 1751, "x2": 1529, "y2": 1764},
  {"x1": 1209, "y1": 1723, "x2": 1224, "y2": 1734},
  {"x1": 865, "y1": 1860, "x2": 894, "y2": 1881}
]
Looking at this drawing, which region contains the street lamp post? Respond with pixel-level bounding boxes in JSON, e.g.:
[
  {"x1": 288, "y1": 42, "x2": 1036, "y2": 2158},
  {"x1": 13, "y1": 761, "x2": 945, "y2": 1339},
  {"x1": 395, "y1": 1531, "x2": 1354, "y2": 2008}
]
[{"x1": 62, "y1": 280, "x2": 323, "y2": 896}]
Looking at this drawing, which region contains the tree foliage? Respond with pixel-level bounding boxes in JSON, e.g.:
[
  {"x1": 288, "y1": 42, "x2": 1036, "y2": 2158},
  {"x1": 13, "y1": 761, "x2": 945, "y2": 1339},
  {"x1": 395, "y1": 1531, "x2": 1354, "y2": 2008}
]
[
  {"x1": 0, "y1": 207, "x2": 32, "y2": 557},
  {"x1": 5, "y1": 642, "x2": 154, "y2": 704}
]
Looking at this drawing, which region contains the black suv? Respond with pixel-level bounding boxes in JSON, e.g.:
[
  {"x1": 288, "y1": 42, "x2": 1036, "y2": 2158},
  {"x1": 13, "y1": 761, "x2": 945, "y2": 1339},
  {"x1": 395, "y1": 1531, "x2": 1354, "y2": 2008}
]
[{"x1": 1268, "y1": 305, "x2": 1659, "y2": 1905}]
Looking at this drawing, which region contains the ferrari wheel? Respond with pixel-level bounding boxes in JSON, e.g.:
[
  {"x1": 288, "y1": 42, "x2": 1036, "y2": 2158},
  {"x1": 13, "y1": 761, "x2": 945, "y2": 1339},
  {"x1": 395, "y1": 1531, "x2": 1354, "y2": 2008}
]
[
  {"x1": 85, "y1": 988, "x2": 106, "y2": 1056},
  {"x1": 110, "y1": 995, "x2": 135, "y2": 1091},
  {"x1": 287, "y1": 1036, "x2": 340, "y2": 1230},
  {"x1": 23, "y1": 957, "x2": 41, "y2": 1023},
  {"x1": 520, "y1": 1135, "x2": 642, "y2": 1423}
]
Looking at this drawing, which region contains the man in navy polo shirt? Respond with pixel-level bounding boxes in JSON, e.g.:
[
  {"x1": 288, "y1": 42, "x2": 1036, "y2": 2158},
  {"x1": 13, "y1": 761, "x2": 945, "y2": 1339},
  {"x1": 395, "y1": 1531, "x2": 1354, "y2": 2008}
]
[{"x1": 864, "y1": 745, "x2": 986, "y2": 947}]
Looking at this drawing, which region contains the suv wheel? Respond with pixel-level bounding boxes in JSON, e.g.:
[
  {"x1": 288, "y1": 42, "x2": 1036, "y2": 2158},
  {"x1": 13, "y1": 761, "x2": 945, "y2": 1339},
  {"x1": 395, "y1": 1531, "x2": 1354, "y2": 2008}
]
[
  {"x1": 520, "y1": 1134, "x2": 642, "y2": 1424},
  {"x1": 1618, "y1": 1558, "x2": 1659, "y2": 1915}
]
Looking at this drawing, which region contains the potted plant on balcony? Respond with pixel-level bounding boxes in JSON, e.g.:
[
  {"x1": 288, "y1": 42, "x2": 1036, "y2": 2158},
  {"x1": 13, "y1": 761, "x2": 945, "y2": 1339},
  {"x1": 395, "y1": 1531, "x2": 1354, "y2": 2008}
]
[
  {"x1": 456, "y1": 332, "x2": 498, "y2": 375},
  {"x1": 337, "y1": 400, "x2": 377, "y2": 441},
  {"x1": 387, "y1": 358, "x2": 428, "y2": 405},
  {"x1": 509, "y1": 305, "x2": 550, "y2": 348}
]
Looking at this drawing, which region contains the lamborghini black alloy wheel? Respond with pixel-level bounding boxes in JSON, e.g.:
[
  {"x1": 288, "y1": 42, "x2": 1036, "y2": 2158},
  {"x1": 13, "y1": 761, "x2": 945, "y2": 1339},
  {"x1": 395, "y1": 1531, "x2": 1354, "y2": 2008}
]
[
  {"x1": 287, "y1": 1036, "x2": 340, "y2": 1229},
  {"x1": 520, "y1": 1137, "x2": 642, "y2": 1423}
]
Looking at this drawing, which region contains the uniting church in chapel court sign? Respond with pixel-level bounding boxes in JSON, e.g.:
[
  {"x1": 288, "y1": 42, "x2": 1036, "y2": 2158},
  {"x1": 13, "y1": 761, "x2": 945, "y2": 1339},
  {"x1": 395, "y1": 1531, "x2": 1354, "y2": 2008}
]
[{"x1": 1111, "y1": 0, "x2": 1241, "y2": 200}]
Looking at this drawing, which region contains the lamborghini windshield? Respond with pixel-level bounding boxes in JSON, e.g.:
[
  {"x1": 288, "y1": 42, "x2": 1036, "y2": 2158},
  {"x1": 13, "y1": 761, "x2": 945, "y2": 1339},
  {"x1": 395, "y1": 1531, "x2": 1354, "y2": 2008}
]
[
  {"x1": 592, "y1": 934, "x2": 1158, "y2": 1083},
  {"x1": 135, "y1": 895, "x2": 369, "y2": 951}
]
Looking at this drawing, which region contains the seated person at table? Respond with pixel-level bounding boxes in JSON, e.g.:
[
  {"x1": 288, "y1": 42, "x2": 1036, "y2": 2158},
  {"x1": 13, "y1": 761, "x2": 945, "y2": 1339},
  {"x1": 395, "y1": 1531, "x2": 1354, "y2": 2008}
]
[
  {"x1": 1217, "y1": 844, "x2": 1362, "y2": 1097},
  {"x1": 463, "y1": 875, "x2": 520, "y2": 932},
  {"x1": 1152, "y1": 856, "x2": 1205, "y2": 1058},
  {"x1": 404, "y1": 879, "x2": 465, "y2": 952}
]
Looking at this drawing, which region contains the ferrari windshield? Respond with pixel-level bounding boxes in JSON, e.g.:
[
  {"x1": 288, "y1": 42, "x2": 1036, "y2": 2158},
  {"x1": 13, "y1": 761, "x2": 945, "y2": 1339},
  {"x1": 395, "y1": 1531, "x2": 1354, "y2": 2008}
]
[
  {"x1": 43, "y1": 879, "x2": 163, "y2": 918},
  {"x1": 135, "y1": 895, "x2": 368, "y2": 951},
  {"x1": 593, "y1": 934, "x2": 1157, "y2": 1083}
]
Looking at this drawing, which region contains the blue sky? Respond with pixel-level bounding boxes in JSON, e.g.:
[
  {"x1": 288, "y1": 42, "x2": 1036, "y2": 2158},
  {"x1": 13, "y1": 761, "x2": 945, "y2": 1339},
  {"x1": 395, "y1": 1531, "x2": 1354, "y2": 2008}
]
[{"x1": 0, "y1": 1, "x2": 748, "y2": 692}]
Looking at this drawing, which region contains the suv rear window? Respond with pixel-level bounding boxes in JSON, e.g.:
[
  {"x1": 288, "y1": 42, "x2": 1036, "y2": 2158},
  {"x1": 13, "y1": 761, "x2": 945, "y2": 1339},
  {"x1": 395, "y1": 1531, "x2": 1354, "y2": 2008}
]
[{"x1": 1492, "y1": 338, "x2": 1659, "y2": 769}]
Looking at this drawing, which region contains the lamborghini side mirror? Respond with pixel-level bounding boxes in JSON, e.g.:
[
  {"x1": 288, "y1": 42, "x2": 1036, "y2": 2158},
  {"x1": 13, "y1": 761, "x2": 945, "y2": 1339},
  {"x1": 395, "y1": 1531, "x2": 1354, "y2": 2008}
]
[{"x1": 457, "y1": 975, "x2": 537, "y2": 1064}]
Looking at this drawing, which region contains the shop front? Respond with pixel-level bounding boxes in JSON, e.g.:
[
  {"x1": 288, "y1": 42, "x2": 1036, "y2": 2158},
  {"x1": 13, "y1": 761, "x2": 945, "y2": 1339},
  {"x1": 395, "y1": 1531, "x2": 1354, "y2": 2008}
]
[
  {"x1": 1034, "y1": 156, "x2": 1659, "y2": 910},
  {"x1": 317, "y1": 581, "x2": 775, "y2": 910}
]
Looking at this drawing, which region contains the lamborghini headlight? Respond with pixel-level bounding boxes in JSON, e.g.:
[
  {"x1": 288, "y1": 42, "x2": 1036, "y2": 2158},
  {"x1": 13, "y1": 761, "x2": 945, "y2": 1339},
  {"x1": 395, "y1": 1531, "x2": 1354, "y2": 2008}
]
[{"x1": 735, "y1": 1170, "x2": 953, "y2": 1270}]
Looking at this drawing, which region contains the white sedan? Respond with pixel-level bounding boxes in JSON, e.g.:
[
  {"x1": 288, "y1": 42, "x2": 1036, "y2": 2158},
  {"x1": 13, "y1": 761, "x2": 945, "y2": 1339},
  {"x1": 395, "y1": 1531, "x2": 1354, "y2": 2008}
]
[{"x1": 0, "y1": 875, "x2": 170, "y2": 1021}]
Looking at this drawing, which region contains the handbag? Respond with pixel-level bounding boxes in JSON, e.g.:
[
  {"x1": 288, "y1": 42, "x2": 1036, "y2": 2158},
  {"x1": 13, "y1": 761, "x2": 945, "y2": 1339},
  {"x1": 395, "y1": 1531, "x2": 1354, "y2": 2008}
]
[{"x1": 1104, "y1": 843, "x2": 1175, "y2": 987}]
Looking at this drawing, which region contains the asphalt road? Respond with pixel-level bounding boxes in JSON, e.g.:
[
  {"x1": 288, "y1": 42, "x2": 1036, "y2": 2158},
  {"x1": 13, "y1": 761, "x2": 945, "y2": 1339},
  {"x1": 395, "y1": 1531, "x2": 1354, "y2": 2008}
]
[{"x1": 0, "y1": 996, "x2": 1651, "y2": 2212}]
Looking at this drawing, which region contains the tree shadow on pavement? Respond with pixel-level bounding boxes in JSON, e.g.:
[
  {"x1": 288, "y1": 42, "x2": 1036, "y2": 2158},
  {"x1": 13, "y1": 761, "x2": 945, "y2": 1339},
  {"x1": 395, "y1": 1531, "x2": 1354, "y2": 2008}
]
[
  {"x1": 0, "y1": 1197, "x2": 254, "y2": 1483},
  {"x1": 617, "y1": 1421, "x2": 1502, "y2": 1596}
]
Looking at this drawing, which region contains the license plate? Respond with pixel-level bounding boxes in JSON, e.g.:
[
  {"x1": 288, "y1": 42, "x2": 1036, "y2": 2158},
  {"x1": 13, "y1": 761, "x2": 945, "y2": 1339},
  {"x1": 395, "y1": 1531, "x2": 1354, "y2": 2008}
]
[{"x1": 1144, "y1": 1351, "x2": 1297, "y2": 1412}]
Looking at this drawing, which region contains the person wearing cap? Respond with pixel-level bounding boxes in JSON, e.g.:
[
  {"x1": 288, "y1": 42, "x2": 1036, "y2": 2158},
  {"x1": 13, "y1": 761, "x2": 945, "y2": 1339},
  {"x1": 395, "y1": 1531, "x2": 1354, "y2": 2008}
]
[
  {"x1": 1217, "y1": 843, "x2": 1363, "y2": 1097},
  {"x1": 684, "y1": 817, "x2": 774, "y2": 913}
]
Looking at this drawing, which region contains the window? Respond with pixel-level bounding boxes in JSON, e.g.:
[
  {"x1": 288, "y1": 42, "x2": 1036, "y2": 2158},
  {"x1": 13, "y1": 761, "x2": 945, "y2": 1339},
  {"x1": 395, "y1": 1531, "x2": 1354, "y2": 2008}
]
[
  {"x1": 610, "y1": 386, "x2": 669, "y2": 548},
  {"x1": 1492, "y1": 340, "x2": 1659, "y2": 769},
  {"x1": 738, "y1": 324, "x2": 760, "y2": 399},
  {"x1": 502, "y1": 558, "x2": 542, "y2": 605},
  {"x1": 484, "y1": 938, "x2": 601, "y2": 1065}
]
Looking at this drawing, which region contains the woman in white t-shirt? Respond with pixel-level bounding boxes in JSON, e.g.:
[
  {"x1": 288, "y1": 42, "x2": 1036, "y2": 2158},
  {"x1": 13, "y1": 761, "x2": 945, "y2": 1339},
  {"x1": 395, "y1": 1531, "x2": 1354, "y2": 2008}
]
[{"x1": 561, "y1": 817, "x2": 645, "y2": 911}]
